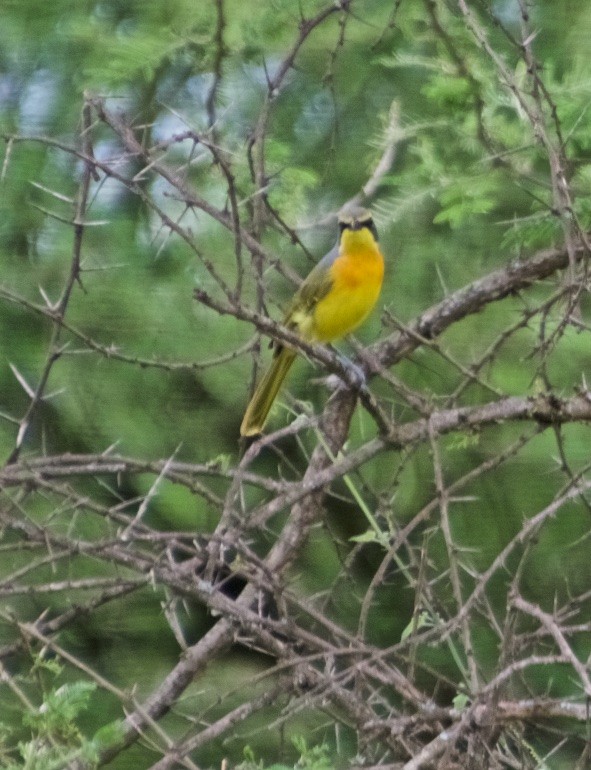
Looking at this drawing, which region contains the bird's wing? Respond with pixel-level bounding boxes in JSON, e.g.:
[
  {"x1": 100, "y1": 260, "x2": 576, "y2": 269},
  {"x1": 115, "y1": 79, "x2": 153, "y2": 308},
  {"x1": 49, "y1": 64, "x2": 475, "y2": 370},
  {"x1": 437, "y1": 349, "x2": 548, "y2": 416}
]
[{"x1": 284, "y1": 244, "x2": 338, "y2": 326}]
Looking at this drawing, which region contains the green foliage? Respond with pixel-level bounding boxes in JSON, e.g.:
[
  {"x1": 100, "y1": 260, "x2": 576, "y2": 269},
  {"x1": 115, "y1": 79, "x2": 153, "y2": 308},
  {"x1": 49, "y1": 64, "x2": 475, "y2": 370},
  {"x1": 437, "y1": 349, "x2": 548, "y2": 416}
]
[
  {"x1": 400, "y1": 610, "x2": 433, "y2": 641},
  {"x1": 236, "y1": 737, "x2": 333, "y2": 770},
  {"x1": 0, "y1": 662, "x2": 98, "y2": 770},
  {"x1": 2, "y1": 0, "x2": 591, "y2": 767},
  {"x1": 433, "y1": 174, "x2": 501, "y2": 227},
  {"x1": 90, "y1": 721, "x2": 127, "y2": 755},
  {"x1": 452, "y1": 692, "x2": 470, "y2": 711},
  {"x1": 291, "y1": 737, "x2": 332, "y2": 769},
  {"x1": 22, "y1": 682, "x2": 97, "y2": 743}
]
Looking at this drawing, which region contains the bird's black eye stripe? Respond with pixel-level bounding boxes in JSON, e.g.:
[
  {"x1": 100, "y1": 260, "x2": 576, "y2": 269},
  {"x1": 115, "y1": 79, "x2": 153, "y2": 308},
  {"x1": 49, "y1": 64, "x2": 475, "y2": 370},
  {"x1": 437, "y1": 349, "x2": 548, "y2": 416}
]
[
  {"x1": 338, "y1": 212, "x2": 378, "y2": 240},
  {"x1": 356, "y1": 217, "x2": 379, "y2": 240},
  {"x1": 365, "y1": 218, "x2": 379, "y2": 240}
]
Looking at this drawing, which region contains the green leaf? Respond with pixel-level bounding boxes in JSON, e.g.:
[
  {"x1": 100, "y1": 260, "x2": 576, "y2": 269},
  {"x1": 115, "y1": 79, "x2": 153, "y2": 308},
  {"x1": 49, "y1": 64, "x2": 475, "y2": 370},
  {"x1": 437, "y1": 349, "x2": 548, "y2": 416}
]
[
  {"x1": 401, "y1": 611, "x2": 433, "y2": 641},
  {"x1": 453, "y1": 692, "x2": 470, "y2": 711},
  {"x1": 91, "y1": 719, "x2": 127, "y2": 752}
]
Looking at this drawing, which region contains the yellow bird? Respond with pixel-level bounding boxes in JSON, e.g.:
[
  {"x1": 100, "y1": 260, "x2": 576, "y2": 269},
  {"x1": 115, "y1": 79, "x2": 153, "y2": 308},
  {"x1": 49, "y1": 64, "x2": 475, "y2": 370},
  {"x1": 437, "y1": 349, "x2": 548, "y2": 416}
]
[{"x1": 240, "y1": 206, "x2": 385, "y2": 437}]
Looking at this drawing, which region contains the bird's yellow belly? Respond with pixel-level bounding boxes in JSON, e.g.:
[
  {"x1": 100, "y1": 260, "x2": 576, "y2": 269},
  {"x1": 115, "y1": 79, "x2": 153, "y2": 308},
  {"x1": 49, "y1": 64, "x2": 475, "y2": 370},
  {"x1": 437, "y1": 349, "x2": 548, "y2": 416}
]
[{"x1": 312, "y1": 252, "x2": 383, "y2": 342}]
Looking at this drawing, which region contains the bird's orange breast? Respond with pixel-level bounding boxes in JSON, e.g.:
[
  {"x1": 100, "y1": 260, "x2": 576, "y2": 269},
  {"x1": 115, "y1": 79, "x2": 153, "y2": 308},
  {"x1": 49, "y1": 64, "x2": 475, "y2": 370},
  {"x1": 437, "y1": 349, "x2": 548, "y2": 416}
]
[{"x1": 312, "y1": 230, "x2": 384, "y2": 343}]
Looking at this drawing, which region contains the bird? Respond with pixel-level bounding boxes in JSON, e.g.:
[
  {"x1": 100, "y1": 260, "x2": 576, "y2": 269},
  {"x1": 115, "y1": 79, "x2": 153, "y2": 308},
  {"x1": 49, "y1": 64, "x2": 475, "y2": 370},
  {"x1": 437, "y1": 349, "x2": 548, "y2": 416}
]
[{"x1": 240, "y1": 206, "x2": 385, "y2": 437}]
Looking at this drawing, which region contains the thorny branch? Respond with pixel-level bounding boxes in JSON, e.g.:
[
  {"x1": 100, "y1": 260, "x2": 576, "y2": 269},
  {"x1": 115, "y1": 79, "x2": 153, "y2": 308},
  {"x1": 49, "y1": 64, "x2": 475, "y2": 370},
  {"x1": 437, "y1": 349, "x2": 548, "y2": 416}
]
[
  {"x1": 4, "y1": 103, "x2": 95, "y2": 465},
  {"x1": 2, "y1": 3, "x2": 591, "y2": 769}
]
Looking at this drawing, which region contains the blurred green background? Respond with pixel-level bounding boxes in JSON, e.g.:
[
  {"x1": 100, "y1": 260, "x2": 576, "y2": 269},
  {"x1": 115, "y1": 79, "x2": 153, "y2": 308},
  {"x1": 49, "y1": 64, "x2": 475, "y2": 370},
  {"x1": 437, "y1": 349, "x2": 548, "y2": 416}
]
[{"x1": 2, "y1": 0, "x2": 591, "y2": 767}]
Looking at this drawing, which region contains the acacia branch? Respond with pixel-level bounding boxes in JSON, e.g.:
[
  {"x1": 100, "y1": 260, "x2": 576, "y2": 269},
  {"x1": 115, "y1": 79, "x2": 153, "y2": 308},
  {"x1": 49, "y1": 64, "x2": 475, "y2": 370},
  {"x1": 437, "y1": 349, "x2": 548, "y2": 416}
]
[
  {"x1": 374, "y1": 240, "x2": 587, "y2": 369},
  {"x1": 3, "y1": 105, "x2": 95, "y2": 466}
]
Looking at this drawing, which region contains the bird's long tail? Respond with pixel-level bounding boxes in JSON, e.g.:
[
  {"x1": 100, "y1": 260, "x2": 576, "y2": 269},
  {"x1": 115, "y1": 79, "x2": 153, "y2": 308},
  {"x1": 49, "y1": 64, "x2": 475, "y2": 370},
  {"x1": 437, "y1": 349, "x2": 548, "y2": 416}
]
[{"x1": 240, "y1": 347, "x2": 297, "y2": 436}]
